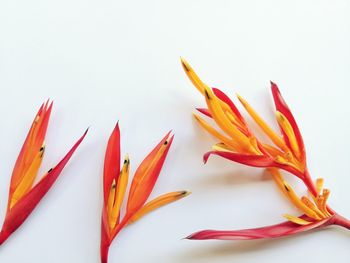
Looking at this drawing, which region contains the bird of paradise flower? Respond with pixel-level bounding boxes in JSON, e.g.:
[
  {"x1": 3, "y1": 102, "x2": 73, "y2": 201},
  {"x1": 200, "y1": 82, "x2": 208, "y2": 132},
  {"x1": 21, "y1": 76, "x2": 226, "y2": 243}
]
[
  {"x1": 100, "y1": 123, "x2": 190, "y2": 263},
  {"x1": 0, "y1": 101, "x2": 87, "y2": 245},
  {"x1": 181, "y1": 58, "x2": 350, "y2": 241}
]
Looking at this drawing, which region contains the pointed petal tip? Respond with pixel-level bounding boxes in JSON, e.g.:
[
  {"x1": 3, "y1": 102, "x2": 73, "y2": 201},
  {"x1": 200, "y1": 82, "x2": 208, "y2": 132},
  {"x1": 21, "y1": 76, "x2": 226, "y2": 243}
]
[
  {"x1": 44, "y1": 98, "x2": 53, "y2": 107},
  {"x1": 184, "y1": 231, "x2": 204, "y2": 240},
  {"x1": 163, "y1": 131, "x2": 174, "y2": 146},
  {"x1": 203, "y1": 152, "x2": 210, "y2": 164},
  {"x1": 195, "y1": 108, "x2": 212, "y2": 118},
  {"x1": 183, "y1": 234, "x2": 193, "y2": 240},
  {"x1": 109, "y1": 122, "x2": 120, "y2": 137},
  {"x1": 180, "y1": 57, "x2": 191, "y2": 72},
  {"x1": 46, "y1": 99, "x2": 54, "y2": 109},
  {"x1": 270, "y1": 81, "x2": 279, "y2": 92},
  {"x1": 181, "y1": 190, "x2": 192, "y2": 197},
  {"x1": 162, "y1": 130, "x2": 172, "y2": 139},
  {"x1": 165, "y1": 134, "x2": 174, "y2": 147},
  {"x1": 124, "y1": 153, "x2": 130, "y2": 161},
  {"x1": 236, "y1": 93, "x2": 246, "y2": 104},
  {"x1": 80, "y1": 128, "x2": 89, "y2": 138}
]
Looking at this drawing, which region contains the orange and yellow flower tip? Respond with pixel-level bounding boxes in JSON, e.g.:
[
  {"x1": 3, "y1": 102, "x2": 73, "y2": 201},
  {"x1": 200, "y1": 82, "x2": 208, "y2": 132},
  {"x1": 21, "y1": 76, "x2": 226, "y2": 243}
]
[
  {"x1": 0, "y1": 101, "x2": 88, "y2": 246},
  {"x1": 101, "y1": 124, "x2": 190, "y2": 263},
  {"x1": 181, "y1": 58, "x2": 349, "y2": 241},
  {"x1": 180, "y1": 58, "x2": 308, "y2": 178}
]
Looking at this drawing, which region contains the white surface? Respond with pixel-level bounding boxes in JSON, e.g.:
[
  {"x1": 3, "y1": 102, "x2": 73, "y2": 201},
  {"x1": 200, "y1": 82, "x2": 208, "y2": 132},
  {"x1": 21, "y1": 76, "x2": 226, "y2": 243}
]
[{"x1": 0, "y1": 1, "x2": 349, "y2": 262}]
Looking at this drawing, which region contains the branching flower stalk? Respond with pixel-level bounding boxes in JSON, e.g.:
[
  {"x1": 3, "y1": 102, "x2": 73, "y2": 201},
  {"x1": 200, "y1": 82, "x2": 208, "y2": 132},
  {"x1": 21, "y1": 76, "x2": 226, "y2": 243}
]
[
  {"x1": 101, "y1": 123, "x2": 190, "y2": 263},
  {"x1": 181, "y1": 58, "x2": 350, "y2": 240}
]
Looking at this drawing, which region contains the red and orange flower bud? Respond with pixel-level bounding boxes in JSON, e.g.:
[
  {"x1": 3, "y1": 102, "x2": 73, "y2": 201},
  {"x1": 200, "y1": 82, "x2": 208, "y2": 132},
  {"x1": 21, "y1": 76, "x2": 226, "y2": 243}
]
[
  {"x1": 100, "y1": 124, "x2": 190, "y2": 263},
  {"x1": 0, "y1": 101, "x2": 87, "y2": 245}
]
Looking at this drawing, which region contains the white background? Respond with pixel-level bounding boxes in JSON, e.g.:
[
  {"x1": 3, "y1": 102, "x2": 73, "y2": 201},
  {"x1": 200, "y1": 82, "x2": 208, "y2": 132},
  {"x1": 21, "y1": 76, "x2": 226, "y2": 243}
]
[{"x1": 0, "y1": 1, "x2": 349, "y2": 262}]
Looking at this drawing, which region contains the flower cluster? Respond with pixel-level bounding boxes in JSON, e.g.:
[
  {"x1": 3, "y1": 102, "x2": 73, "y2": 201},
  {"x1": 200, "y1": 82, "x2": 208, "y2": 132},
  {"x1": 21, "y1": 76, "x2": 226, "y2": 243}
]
[{"x1": 181, "y1": 58, "x2": 350, "y2": 240}]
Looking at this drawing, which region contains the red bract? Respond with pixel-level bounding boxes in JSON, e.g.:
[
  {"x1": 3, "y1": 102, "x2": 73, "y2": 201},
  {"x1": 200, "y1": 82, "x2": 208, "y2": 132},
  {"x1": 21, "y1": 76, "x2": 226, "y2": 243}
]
[
  {"x1": 181, "y1": 58, "x2": 350, "y2": 242},
  {"x1": 187, "y1": 216, "x2": 334, "y2": 240},
  {"x1": 101, "y1": 124, "x2": 190, "y2": 263},
  {"x1": 0, "y1": 101, "x2": 87, "y2": 245}
]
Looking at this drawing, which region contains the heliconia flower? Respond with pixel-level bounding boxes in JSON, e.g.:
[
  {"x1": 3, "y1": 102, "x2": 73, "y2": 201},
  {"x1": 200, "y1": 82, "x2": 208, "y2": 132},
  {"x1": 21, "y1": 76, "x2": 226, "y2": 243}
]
[
  {"x1": 180, "y1": 58, "x2": 350, "y2": 241},
  {"x1": 100, "y1": 123, "x2": 190, "y2": 263},
  {"x1": 0, "y1": 101, "x2": 88, "y2": 245}
]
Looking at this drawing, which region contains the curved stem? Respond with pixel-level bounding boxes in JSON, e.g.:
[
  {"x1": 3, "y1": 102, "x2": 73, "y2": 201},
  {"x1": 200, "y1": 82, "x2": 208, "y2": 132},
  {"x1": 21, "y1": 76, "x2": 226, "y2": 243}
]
[
  {"x1": 302, "y1": 169, "x2": 317, "y2": 196},
  {"x1": 333, "y1": 214, "x2": 350, "y2": 230},
  {"x1": 100, "y1": 241, "x2": 110, "y2": 263}
]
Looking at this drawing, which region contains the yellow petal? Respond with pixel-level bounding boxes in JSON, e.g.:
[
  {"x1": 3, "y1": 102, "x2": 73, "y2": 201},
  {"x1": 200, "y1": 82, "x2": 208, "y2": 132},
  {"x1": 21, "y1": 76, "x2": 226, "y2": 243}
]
[
  {"x1": 275, "y1": 111, "x2": 300, "y2": 159},
  {"x1": 224, "y1": 110, "x2": 246, "y2": 131},
  {"x1": 261, "y1": 143, "x2": 285, "y2": 157},
  {"x1": 110, "y1": 155, "x2": 130, "y2": 229},
  {"x1": 270, "y1": 168, "x2": 288, "y2": 198},
  {"x1": 237, "y1": 94, "x2": 288, "y2": 152},
  {"x1": 212, "y1": 143, "x2": 235, "y2": 152},
  {"x1": 269, "y1": 168, "x2": 321, "y2": 220},
  {"x1": 316, "y1": 178, "x2": 324, "y2": 195},
  {"x1": 193, "y1": 113, "x2": 239, "y2": 151},
  {"x1": 301, "y1": 196, "x2": 327, "y2": 218},
  {"x1": 180, "y1": 57, "x2": 208, "y2": 95},
  {"x1": 283, "y1": 214, "x2": 312, "y2": 225},
  {"x1": 107, "y1": 180, "x2": 116, "y2": 229},
  {"x1": 204, "y1": 88, "x2": 254, "y2": 153},
  {"x1": 320, "y1": 189, "x2": 332, "y2": 217},
  {"x1": 274, "y1": 155, "x2": 301, "y2": 172},
  {"x1": 128, "y1": 191, "x2": 191, "y2": 224},
  {"x1": 282, "y1": 182, "x2": 321, "y2": 220},
  {"x1": 181, "y1": 58, "x2": 242, "y2": 123}
]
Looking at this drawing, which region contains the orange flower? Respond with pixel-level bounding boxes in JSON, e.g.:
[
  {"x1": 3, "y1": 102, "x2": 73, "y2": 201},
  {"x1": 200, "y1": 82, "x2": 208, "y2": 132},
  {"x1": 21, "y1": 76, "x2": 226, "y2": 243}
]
[
  {"x1": 181, "y1": 58, "x2": 349, "y2": 240},
  {"x1": 101, "y1": 123, "x2": 190, "y2": 263}
]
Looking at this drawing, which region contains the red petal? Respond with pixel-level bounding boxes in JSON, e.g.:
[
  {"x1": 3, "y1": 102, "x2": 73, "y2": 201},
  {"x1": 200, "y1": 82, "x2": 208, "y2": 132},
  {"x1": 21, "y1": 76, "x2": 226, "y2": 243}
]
[
  {"x1": 103, "y1": 123, "x2": 121, "y2": 202},
  {"x1": 270, "y1": 82, "x2": 305, "y2": 160},
  {"x1": 204, "y1": 151, "x2": 274, "y2": 167},
  {"x1": 0, "y1": 129, "x2": 88, "y2": 245},
  {"x1": 212, "y1": 88, "x2": 245, "y2": 124},
  {"x1": 187, "y1": 216, "x2": 334, "y2": 240}
]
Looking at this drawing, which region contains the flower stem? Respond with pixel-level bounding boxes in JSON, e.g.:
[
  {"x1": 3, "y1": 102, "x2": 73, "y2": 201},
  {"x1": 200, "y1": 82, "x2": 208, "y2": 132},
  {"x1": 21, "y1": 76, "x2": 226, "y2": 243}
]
[
  {"x1": 100, "y1": 241, "x2": 110, "y2": 263},
  {"x1": 333, "y1": 214, "x2": 350, "y2": 230},
  {"x1": 0, "y1": 230, "x2": 9, "y2": 246},
  {"x1": 302, "y1": 169, "x2": 317, "y2": 196}
]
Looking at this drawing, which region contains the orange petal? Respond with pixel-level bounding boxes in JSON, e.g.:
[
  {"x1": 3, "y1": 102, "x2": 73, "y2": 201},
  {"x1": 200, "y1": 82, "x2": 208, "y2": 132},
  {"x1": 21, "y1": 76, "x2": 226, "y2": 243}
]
[
  {"x1": 126, "y1": 132, "x2": 173, "y2": 215},
  {"x1": 128, "y1": 191, "x2": 190, "y2": 224}
]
